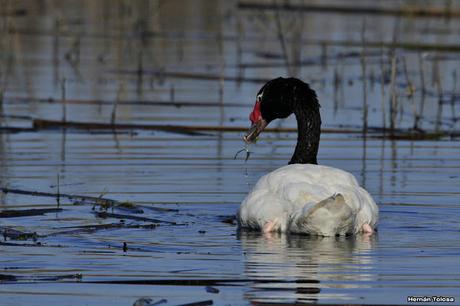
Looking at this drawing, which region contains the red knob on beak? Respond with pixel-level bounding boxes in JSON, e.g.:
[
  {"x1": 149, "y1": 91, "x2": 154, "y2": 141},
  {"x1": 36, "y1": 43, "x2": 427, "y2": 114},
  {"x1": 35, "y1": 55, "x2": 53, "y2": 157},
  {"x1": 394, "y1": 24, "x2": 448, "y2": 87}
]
[{"x1": 249, "y1": 100, "x2": 262, "y2": 124}]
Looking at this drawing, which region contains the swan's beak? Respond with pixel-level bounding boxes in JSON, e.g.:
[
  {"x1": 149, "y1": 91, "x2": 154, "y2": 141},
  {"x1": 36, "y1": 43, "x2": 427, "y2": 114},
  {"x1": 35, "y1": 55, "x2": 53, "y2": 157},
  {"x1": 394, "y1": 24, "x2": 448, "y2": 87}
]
[{"x1": 243, "y1": 119, "x2": 268, "y2": 143}]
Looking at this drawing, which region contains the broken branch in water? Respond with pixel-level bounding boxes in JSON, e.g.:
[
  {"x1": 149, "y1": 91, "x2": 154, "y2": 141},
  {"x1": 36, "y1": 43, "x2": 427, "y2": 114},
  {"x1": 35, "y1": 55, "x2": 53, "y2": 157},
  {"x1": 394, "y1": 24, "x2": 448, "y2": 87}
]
[
  {"x1": 176, "y1": 300, "x2": 213, "y2": 306},
  {"x1": 1, "y1": 223, "x2": 158, "y2": 244},
  {"x1": 11, "y1": 27, "x2": 460, "y2": 53},
  {"x1": 1, "y1": 187, "x2": 119, "y2": 207},
  {"x1": 1, "y1": 227, "x2": 41, "y2": 240},
  {"x1": 0, "y1": 273, "x2": 82, "y2": 283},
  {"x1": 30, "y1": 118, "x2": 460, "y2": 139},
  {"x1": 0, "y1": 208, "x2": 62, "y2": 218},
  {"x1": 109, "y1": 69, "x2": 272, "y2": 84},
  {"x1": 33, "y1": 119, "x2": 211, "y2": 136},
  {"x1": 1, "y1": 187, "x2": 142, "y2": 213},
  {"x1": 0, "y1": 126, "x2": 36, "y2": 133},
  {"x1": 94, "y1": 211, "x2": 177, "y2": 225},
  {"x1": 48, "y1": 222, "x2": 158, "y2": 237},
  {"x1": 237, "y1": 2, "x2": 460, "y2": 18},
  {"x1": 3, "y1": 96, "x2": 249, "y2": 108},
  {"x1": 0, "y1": 241, "x2": 63, "y2": 248},
  {"x1": 1, "y1": 187, "x2": 182, "y2": 224}
]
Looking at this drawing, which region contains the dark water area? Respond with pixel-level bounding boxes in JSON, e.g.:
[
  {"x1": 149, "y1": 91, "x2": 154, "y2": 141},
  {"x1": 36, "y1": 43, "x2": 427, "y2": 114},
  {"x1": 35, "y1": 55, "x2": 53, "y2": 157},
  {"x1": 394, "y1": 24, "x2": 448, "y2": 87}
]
[{"x1": 1, "y1": 1, "x2": 460, "y2": 305}]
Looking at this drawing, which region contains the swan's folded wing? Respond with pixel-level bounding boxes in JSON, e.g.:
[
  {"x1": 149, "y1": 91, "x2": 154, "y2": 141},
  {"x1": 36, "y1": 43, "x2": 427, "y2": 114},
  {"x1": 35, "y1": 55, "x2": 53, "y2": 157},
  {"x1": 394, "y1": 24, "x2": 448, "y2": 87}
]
[{"x1": 288, "y1": 194, "x2": 356, "y2": 236}]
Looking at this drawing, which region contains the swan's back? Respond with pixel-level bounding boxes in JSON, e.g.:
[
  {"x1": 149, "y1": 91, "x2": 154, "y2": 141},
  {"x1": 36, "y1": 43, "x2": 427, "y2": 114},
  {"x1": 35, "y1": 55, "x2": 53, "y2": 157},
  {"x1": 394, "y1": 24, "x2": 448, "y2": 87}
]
[{"x1": 238, "y1": 164, "x2": 378, "y2": 235}]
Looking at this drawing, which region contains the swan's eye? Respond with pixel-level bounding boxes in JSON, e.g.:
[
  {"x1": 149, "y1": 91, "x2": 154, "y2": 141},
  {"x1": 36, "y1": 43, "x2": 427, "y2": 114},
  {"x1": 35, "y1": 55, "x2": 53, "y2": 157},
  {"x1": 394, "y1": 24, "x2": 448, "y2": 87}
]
[{"x1": 256, "y1": 93, "x2": 263, "y2": 102}]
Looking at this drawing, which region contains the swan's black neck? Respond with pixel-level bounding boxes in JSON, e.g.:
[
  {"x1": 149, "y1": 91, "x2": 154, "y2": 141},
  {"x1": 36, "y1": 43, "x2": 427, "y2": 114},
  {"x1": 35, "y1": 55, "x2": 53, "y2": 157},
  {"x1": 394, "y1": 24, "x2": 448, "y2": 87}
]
[
  {"x1": 286, "y1": 81, "x2": 321, "y2": 165},
  {"x1": 289, "y1": 102, "x2": 321, "y2": 164},
  {"x1": 256, "y1": 77, "x2": 321, "y2": 165}
]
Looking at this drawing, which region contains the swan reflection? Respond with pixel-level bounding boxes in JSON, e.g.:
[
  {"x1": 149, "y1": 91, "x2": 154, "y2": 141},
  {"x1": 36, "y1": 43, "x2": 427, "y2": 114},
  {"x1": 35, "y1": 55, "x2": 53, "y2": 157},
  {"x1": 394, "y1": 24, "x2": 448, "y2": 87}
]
[{"x1": 238, "y1": 231, "x2": 377, "y2": 304}]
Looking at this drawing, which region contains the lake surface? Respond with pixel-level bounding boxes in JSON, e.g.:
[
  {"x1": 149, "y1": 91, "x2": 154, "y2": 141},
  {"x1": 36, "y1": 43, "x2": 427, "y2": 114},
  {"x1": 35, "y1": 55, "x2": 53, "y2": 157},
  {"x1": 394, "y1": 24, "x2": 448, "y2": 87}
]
[{"x1": 1, "y1": 1, "x2": 460, "y2": 305}]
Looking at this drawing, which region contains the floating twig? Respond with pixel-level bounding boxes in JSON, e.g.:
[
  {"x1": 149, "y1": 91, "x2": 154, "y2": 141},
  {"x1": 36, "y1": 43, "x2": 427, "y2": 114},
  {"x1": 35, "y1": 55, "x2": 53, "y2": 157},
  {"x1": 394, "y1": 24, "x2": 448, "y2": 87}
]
[{"x1": 234, "y1": 146, "x2": 251, "y2": 162}]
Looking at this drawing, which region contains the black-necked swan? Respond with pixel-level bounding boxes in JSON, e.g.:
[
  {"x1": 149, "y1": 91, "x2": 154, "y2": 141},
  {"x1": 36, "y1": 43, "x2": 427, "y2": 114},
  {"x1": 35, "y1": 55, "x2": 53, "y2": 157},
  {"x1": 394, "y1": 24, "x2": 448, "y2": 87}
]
[{"x1": 237, "y1": 77, "x2": 378, "y2": 236}]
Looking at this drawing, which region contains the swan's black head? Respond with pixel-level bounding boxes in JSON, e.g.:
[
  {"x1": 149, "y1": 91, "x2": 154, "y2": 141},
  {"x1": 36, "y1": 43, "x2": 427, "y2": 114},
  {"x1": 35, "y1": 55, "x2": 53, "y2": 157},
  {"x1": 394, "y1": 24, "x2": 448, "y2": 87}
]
[
  {"x1": 244, "y1": 77, "x2": 321, "y2": 164},
  {"x1": 244, "y1": 77, "x2": 320, "y2": 144}
]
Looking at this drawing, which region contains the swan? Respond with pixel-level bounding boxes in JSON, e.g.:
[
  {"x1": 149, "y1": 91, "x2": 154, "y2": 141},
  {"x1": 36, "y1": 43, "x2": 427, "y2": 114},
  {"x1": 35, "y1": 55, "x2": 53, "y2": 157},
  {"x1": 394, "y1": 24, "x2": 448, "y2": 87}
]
[{"x1": 237, "y1": 77, "x2": 378, "y2": 236}]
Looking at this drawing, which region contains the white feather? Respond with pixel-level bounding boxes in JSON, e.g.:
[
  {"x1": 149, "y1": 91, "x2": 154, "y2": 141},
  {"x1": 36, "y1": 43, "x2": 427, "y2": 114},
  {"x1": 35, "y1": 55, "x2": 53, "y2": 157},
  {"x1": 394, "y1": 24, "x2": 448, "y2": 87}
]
[{"x1": 238, "y1": 164, "x2": 379, "y2": 236}]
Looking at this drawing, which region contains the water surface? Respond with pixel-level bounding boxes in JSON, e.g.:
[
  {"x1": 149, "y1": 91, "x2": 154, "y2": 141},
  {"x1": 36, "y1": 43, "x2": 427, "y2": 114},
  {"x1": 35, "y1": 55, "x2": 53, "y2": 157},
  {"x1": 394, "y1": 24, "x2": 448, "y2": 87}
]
[{"x1": 1, "y1": 1, "x2": 460, "y2": 305}]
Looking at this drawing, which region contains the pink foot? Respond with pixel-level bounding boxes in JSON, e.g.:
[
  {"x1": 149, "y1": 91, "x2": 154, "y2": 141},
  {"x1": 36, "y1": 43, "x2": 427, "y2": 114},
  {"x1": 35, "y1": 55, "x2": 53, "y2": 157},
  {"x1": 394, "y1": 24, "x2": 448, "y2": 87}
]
[
  {"x1": 362, "y1": 223, "x2": 374, "y2": 235},
  {"x1": 262, "y1": 220, "x2": 277, "y2": 233}
]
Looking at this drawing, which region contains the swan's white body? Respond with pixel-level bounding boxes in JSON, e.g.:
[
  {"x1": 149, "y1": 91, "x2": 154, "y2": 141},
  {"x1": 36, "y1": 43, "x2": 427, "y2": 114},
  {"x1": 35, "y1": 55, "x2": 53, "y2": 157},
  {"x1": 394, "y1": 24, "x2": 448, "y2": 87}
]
[{"x1": 238, "y1": 164, "x2": 378, "y2": 236}]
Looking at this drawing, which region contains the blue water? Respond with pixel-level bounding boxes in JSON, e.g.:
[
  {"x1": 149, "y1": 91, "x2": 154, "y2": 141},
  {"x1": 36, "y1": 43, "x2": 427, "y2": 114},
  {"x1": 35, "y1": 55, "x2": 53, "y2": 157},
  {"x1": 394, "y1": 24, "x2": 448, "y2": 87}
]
[{"x1": 1, "y1": 1, "x2": 460, "y2": 305}]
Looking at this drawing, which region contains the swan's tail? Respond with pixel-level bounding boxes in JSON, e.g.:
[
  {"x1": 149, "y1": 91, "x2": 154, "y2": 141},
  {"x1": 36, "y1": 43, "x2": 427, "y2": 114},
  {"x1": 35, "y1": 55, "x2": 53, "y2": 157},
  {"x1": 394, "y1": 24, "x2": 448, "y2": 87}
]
[{"x1": 288, "y1": 193, "x2": 355, "y2": 236}]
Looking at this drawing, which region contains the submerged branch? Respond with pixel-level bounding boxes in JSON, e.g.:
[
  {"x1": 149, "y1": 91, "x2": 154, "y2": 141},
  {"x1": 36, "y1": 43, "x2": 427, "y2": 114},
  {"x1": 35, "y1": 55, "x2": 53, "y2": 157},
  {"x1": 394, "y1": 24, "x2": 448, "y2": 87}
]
[
  {"x1": 238, "y1": 2, "x2": 460, "y2": 18},
  {"x1": 11, "y1": 27, "x2": 460, "y2": 52},
  {"x1": 2, "y1": 187, "x2": 140, "y2": 214},
  {"x1": 47, "y1": 223, "x2": 158, "y2": 236},
  {"x1": 30, "y1": 118, "x2": 460, "y2": 140},
  {"x1": 109, "y1": 69, "x2": 272, "y2": 84},
  {"x1": 2, "y1": 187, "x2": 118, "y2": 206},
  {"x1": 33, "y1": 119, "x2": 211, "y2": 136},
  {"x1": 0, "y1": 208, "x2": 62, "y2": 218},
  {"x1": 94, "y1": 211, "x2": 177, "y2": 225}
]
